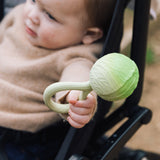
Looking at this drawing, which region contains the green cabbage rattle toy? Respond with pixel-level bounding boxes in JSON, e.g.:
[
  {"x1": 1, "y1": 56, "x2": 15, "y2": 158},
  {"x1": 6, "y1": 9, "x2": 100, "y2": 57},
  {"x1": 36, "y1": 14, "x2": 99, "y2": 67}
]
[{"x1": 43, "y1": 53, "x2": 139, "y2": 113}]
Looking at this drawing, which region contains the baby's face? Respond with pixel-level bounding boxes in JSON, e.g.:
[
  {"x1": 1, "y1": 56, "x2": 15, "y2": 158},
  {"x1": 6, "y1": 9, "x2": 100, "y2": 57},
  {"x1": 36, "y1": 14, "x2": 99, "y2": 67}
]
[{"x1": 23, "y1": 0, "x2": 89, "y2": 49}]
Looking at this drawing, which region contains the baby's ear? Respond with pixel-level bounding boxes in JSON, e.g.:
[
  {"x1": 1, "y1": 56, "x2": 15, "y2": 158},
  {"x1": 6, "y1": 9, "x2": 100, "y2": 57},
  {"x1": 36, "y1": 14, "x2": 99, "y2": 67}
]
[{"x1": 82, "y1": 27, "x2": 103, "y2": 44}]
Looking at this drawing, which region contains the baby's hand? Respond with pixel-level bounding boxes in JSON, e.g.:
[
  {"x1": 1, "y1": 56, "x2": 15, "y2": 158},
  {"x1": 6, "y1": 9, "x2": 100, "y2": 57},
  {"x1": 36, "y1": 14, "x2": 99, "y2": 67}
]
[{"x1": 66, "y1": 90, "x2": 97, "y2": 128}]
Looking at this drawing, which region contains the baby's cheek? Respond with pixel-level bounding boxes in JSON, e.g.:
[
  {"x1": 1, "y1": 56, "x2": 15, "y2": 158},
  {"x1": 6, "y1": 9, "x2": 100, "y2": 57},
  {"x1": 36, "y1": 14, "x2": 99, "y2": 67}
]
[
  {"x1": 42, "y1": 30, "x2": 54, "y2": 42},
  {"x1": 40, "y1": 32, "x2": 57, "y2": 48}
]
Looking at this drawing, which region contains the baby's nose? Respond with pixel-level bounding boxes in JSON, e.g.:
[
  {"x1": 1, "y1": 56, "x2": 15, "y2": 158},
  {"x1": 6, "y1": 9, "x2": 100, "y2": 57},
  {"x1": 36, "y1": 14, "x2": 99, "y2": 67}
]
[{"x1": 28, "y1": 8, "x2": 40, "y2": 25}]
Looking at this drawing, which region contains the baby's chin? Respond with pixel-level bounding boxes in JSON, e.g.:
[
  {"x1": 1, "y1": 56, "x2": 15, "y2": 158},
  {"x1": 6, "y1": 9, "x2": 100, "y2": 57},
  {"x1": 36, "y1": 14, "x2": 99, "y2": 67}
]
[{"x1": 25, "y1": 35, "x2": 45, "y2": 49}]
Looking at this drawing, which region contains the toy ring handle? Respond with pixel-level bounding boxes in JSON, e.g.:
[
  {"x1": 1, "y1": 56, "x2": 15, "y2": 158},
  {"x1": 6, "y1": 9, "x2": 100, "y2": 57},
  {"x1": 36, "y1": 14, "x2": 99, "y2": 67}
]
[{"x1": 43, "y1": 81, "x2": 92, "y2": 113}]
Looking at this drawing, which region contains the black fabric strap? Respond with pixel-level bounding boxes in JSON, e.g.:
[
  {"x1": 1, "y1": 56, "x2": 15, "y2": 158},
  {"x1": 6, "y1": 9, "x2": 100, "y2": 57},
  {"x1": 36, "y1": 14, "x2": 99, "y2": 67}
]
[{"x1": 101, "y1": 0, "x2": 131, "y2": 55}]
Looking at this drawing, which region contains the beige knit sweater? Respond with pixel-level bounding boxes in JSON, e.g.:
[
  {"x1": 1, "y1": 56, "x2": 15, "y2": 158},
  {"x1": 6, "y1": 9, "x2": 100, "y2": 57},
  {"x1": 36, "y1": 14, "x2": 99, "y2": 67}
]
[{"x1": 0, "y1": 4, "x2": 102, "y2": 132}]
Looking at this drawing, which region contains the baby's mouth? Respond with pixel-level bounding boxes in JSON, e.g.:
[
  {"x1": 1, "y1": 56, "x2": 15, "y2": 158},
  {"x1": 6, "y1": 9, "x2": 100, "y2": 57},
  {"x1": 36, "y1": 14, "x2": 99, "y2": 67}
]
[{"x1": 25, "y1": 19, "x2": 37, "y2": 37}]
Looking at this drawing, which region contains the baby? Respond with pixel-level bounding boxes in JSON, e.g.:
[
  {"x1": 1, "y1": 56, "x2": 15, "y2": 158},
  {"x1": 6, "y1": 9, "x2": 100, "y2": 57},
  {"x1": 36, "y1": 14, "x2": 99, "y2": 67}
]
[{"x1": 0, "y1": 0, "x2": 116, "y2": 159}]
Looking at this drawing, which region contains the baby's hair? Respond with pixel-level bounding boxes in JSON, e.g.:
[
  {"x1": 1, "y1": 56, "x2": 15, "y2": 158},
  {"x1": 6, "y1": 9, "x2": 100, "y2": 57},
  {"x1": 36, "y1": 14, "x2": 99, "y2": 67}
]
[{"x1": 85, "y1": 0, "x2": 116, "y2": 38}]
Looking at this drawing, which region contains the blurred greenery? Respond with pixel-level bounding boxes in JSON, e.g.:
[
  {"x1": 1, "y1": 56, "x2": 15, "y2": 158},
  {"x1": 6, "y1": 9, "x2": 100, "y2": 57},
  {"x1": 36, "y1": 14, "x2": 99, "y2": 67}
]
[
  {"x1": 146, "y1": 47, "x2": 155, "y2": 65},
  {"x1": 122, "y1": 8, "x2": 158, "y2": 66},
  {"x1": 122, "y1": 44, "x2": 155, "y2": 65}
]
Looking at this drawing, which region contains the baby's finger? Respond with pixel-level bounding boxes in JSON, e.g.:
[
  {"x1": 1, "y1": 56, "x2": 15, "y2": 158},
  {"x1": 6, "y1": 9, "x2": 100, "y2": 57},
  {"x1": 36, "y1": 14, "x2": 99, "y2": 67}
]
[
  {"x1": 67, "y1": 116, "x2": 85, "y2": 128},
  {"x1": 67, "y1": 90, "x2": 80, "y2": 104},
  {"x1": 68, "y1": 110, "x2": 91, "y2": 125},
  {"x1": 70, "y1": 104, "x2": 92, "y2": 115},
  {"x1": 74, "y1": 95, "x2": 96, "y2": 108}
]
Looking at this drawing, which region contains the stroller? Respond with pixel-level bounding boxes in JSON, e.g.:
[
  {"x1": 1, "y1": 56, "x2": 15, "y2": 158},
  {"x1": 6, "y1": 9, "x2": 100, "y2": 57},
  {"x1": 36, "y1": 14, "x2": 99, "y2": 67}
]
[{"x1": 0, "y1": 0, "x2": 160, "y2": 159}]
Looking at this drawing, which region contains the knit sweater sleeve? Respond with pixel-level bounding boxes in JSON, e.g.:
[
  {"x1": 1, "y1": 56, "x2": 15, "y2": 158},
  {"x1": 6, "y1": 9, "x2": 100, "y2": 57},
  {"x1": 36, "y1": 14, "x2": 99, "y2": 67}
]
[{"x1": 55, "y1": 43, "x2": 102, "y2": 103}]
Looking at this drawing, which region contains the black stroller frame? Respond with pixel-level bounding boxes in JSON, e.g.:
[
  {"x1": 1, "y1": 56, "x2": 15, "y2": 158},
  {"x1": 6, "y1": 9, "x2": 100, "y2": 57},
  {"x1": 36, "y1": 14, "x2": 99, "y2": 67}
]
[{"x1": 0, "y1": 0, "x2": 159, "y2": 160}]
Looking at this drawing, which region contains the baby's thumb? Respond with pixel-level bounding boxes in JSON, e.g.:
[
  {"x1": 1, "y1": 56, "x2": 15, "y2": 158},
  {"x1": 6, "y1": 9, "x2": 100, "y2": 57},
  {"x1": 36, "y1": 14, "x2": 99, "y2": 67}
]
[{"x1": 67, "y1": 91, "x2": 80, "y2": 104}]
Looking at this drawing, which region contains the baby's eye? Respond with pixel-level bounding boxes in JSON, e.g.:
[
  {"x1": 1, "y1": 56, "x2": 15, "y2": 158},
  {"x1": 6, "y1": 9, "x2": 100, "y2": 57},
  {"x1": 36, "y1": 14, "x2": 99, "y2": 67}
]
[
  {"x1": 32, "y1": 0, "x2": 36, "y2": 2},
  {"x1": 46, "y1": 12, "x2": 56, "y2": 21}
]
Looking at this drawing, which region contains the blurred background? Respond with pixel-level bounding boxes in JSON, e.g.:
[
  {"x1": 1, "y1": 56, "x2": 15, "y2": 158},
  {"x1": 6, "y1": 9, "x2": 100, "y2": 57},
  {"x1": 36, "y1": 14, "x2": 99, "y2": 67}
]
[{"x1": 117, "y1": 0, "x2": 160, "y2": 154}]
